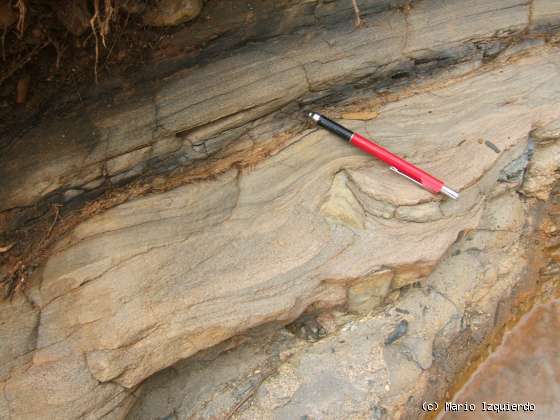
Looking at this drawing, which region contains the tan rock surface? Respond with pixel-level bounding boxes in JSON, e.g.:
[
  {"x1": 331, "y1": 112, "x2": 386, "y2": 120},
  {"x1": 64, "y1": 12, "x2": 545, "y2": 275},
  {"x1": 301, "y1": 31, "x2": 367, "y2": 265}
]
[
  {"x1": 127, "y1": 187, "x2": 538, "y2": 419},
  {"x1": 533, "y1": 0, "x2": 560, "y2": 27},
  {"x1": 2, "y1": 46, "x2": 560, "y2": 419},
  {"x1": 1, "y1": 0, "x2": 557, "y2": 213},
  {"x1": 1, "y1": 2, "x2": 560, "y2": 418},
  {"x1": 523, "y1": 121, "x2": 560, "y2": 200}
]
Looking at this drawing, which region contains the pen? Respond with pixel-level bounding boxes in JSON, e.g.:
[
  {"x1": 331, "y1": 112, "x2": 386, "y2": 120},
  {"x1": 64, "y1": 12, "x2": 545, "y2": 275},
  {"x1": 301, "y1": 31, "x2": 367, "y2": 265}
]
[{"x1": 308, "y1": 112, "x2": 459, "y2": 200}]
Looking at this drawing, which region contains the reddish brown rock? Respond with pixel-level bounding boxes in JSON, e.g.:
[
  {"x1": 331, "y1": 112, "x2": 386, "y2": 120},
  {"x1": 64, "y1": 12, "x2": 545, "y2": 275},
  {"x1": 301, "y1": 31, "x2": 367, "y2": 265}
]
[{"x1": 442, "y1": 300, "x2": 560, "y2": 419}]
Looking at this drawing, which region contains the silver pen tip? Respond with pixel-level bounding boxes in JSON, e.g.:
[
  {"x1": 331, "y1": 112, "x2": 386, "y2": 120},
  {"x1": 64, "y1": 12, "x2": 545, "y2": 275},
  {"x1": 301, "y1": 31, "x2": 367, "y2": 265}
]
[
  {"x1": 441, "y1": 186, "x2": 459, "y2": 200},
  {"x1": 308, "y1": 112, "x2": 320, "y2": 122}
]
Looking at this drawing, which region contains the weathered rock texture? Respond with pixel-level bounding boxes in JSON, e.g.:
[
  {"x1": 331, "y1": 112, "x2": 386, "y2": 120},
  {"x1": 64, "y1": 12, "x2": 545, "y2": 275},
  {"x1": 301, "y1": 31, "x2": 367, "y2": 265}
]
[
  {"x1": 441, "y1": 299, "x2": 560, "y2": 420},
  {"x1": 2, "y1": 1, "x2": 560, "y2": 419},
  {"x1": 3, "y1": 0, "x2": 560, "y2": 217},
  {"x1": 128, "y1": 180, "x2": 560, "y2": 419}
]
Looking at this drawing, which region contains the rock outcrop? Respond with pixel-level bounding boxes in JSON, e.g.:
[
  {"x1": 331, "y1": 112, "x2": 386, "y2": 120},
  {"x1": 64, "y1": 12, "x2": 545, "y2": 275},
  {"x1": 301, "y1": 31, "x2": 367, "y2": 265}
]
[
  {"x1": 3, "y1": 0, "x2": 560, "y2": 215},
  {"x1": 442, "y1": 299, "x2": 560, "y2": 420},
  {"x1": 2, "y1": 1, "x2": 560, "y2": 419}
]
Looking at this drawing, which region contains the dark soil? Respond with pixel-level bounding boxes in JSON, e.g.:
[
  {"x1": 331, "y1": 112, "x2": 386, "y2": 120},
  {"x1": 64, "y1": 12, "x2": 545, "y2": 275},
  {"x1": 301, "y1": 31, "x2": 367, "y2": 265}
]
[
  {"x1": 0, "y1": 0, "x2": 369, "y2": 148},
  {"x1": 0, "y1": 1, "x2": 179, "y2": 144}
]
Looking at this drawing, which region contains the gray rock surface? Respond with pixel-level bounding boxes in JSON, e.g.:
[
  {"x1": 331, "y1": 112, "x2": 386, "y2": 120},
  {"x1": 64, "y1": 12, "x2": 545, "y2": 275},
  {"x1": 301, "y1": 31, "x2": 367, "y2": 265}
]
[
  {"x1": 127, "y1": 189, "x2": 534, "y2": 419},
  {"x1": 2, "y1": 45, "x2": 560, "y2": 418},
  {"x1": 1, "y1": 0, "x2": 558, "y2": 214},
  {"x1": 2, "y1": 2, "x2": 560, "y2": 419}
]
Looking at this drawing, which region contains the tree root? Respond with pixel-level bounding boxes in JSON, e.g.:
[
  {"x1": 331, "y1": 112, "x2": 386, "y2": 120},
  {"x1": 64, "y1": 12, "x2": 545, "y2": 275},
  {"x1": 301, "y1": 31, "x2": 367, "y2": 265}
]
[
  {"x1": 15, "y1": 0, "x2": 26, "y2": 37},
  {"x1": 351, "y1": 0, "x2": 363, "y2": 27},
  {"x1": 90, "y1": 0, "x2": 115, "y2": 83}
]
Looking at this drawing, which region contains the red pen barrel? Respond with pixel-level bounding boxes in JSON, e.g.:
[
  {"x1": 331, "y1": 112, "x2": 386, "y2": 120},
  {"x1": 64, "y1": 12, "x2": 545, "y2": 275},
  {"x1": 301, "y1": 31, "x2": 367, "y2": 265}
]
[{"x1": 350, "y1": 132, "x2": 444, "y2": 193}]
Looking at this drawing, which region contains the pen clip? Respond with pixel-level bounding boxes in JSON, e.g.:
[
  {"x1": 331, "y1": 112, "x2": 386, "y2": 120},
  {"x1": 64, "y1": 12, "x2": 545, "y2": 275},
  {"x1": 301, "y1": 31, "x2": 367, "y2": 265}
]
[{"x1": 389, "y1": 166, "x2": 423, "y2": 188}]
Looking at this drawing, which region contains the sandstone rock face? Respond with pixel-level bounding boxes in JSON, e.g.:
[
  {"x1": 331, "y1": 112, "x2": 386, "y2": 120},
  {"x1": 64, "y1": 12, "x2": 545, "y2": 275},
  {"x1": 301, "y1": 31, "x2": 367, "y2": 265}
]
[
  {"x1": 533, "y1": 0, "x2": 560, "y2": 28},
  {"x1": 0, "y1": 0, "x2": 552, "y2": 215},
  {"x1": 3, "y1": 47, "x2": 559, "y2": 420},
  {"x1": 127, "y1": 187, "x2": 548, "y2": 419},
  {"x1": 1, "y1": 1, "x2": 560, "y2": 419},
  {"x1": 523, "y1": 120, "x2": 560, "y2": 200},
  {"x1": 0, "y1": 295, "x2": 38, "y2": 384}
]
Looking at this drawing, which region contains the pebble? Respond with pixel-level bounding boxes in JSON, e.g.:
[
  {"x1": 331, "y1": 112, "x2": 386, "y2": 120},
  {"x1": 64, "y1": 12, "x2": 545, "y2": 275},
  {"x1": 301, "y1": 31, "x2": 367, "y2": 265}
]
[
  {"x1": 484, "y1": 140, "x2": 501, "y2": 153},
  {"x1": 384, "y1": 319, "x2": 409, "y2": 345}
]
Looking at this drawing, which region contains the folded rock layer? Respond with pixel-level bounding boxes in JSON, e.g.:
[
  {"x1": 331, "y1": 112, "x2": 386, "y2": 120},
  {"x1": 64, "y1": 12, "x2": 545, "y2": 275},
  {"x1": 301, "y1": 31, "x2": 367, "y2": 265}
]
[
  {"x1": 1, "y1": 1, "x2": 560, "y2": 419},
  {"x1": 2, "y1": 0, "x2": 559, "y2": 214}
]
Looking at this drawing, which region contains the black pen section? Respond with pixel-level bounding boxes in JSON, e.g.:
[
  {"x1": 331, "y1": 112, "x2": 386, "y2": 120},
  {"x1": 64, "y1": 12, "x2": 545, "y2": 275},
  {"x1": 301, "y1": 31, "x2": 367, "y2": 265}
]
[{"x1": 308, "y1": 112, "x2": 353, "y2": 141}]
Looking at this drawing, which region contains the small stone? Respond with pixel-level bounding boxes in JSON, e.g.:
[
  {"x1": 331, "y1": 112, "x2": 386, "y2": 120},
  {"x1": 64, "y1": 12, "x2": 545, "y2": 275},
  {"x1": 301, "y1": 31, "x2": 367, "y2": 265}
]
[
  {"x1": 15, "y1": 75, "x2": 30, "y2": 105},
  {"x1": 120, "y1": 0, "x2": 146, "y2": 14},
  {"x1": 499, "y1": 149, "x2": 530, "y2": 183},
  {"x1": 384, "y1": 320, "x2": 408, "y2": 346},
  {"x1": 395, "y1": 308, "x2": 409, "y2": 315},
  {"x1": 143, "y1": 0, "x2": 203, "y2": 27},
  {"x1": 191, "y1": 143, "x2": 207, "y2": 156},
  {"x1": 315, "y1": 312, "x2": 337, "y2": 334},
  {"x1": 484, "y1": 140, "x2": 501, "y2": 153},
  {"x1": 279, "y1": 349, "x2": 296, "y2": 361},
  {"x1": 295, "y1": 318, "x2": 327, "y2": 342},
  {"x1": 371, "y1": 405, "x2": 387, "y2": 420},
  {"x1": 321, "y1": 172, "x2": 365, "y2": 229}
]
